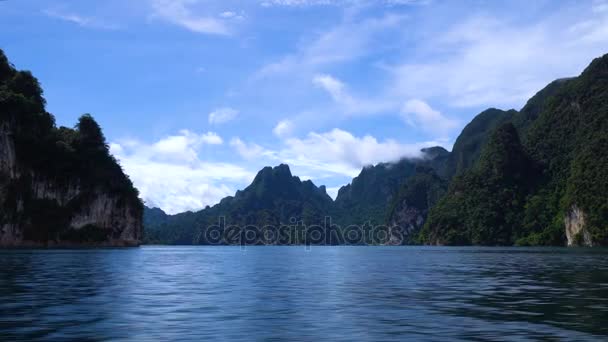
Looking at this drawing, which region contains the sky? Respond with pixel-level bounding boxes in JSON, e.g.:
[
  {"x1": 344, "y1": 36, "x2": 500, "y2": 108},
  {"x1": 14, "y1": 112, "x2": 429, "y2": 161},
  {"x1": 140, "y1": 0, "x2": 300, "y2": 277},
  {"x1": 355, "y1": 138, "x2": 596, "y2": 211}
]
[{"x1": 2, "y1": 0, "x2": 608, "y2": 214}]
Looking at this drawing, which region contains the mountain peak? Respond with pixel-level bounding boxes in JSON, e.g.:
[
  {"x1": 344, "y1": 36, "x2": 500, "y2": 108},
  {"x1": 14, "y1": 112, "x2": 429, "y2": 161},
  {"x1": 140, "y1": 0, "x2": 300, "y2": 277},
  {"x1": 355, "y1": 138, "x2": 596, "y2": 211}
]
[
  {"x1": 581, "y1": 53, "x2": 608, "y2": 78},
  {"x1": 421, "y1": 146, "x2": 449, "y2": 159},
  {"x1": 256, "y1": 164, "x2": 293, "y2": 179}
]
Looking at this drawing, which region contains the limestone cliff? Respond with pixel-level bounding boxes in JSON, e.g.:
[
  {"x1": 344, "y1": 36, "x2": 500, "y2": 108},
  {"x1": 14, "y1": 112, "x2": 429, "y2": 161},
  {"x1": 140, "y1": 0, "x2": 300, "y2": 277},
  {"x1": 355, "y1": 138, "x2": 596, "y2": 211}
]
[
  {"x1": 564, "y1": 206, "x2": 593, "y2": 247},
  {"x1": 386, "y1": 166, "x2": 447, "y2": 245},
  {"x1": 0, "y1": 49, "x2": 142, "y2": 247}
]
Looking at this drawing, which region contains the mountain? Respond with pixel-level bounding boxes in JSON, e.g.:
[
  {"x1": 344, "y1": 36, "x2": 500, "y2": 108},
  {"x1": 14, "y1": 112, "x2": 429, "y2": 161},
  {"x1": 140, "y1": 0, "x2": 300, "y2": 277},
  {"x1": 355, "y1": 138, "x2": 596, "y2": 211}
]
[
  {"x1": 332, "y1": 159, "x2": 418, "y2": 227},
  {"x1": 144, "y1": 164, "x2": 334, "y2": 245},
  {"x1": 386, "y1": 166, "x2": 447, "y2": 244},
  {"x1": 0, "y1": 49, "x2": 143, "y2": 247},
  {"x1": 445, "y1": 108, "x2": 517, "y2": 178},
  {"x1": 146, "y1": 52, "x2": 608, "y2": 247},
  {"x1": 422, "y1": 53, "x2": 608, "y2": 246},
  {"x1": 421, "y1": 123, "x2": 536, "y2": 245}
]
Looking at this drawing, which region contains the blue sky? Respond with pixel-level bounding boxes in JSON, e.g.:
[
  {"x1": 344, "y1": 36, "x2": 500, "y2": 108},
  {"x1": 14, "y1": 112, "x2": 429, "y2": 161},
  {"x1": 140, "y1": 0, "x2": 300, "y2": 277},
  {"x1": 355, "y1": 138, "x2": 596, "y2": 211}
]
[{"x1": 2, "y1": 0, "x2": 608, "y2": 213}]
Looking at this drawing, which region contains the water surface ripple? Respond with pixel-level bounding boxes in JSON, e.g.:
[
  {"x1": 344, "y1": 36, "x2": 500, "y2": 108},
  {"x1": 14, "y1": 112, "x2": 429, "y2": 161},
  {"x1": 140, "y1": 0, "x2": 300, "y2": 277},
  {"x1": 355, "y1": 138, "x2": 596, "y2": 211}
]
[{"x1": 1, "y1": 246, "x2": 607, "y2": 341}]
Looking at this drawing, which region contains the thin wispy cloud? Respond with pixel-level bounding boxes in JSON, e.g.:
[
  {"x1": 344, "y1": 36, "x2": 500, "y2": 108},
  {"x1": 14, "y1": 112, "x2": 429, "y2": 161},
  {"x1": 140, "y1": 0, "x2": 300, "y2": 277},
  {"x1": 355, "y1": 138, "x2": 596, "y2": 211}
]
[
  {"x1": 388, "y1": 6, "x2": 608, "y2": 108},
  {"x1": 209, "y1": 107, "x2": 239, "y2": 125},
  {"x1": 43, "y1": 8, "x2": 119, "y2": 30},
  {"x1": 149, "y1": 0, "x2": 232, "y2": 35},
  {"x1": 255, "y1": 12, "x2": 406, "y2": 77}
]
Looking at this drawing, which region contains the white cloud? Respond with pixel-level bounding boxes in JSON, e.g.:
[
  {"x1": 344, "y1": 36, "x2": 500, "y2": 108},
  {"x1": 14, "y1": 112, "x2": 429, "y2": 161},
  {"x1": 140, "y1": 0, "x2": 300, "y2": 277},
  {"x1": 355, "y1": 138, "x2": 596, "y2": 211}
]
[
  {"x1": 146, "y1": 130, "x2": 223, "y2": 162},
  {"x1": 260, "y1": 0, "x2": 340, "y2": 7},
  {"x1": 325, "y1": 186, "x2": 341, "y2": 200},
  {"x1": 111, "y1": 131, "x2": 252, "y2": 214},
  {"x1": 273, "y1": 119, "x2": 295, "y2": 138},
  {"x1": 233, "y1": 128, "x2": 436, "y2": 178},
  {"x1": 313, "y1": 74, "x2": 355, "y2": 109},
  {"x1": 219, "y1": 11, "x2": 244, "y2": 20},
  {"x1": 220, "y1": 11, "x2": 236, "y2": 18},
  {"x1": 389, "y1": 6, "x2": 608, "y2": 108},
  {"x1": 279, "y1": 128, "x2": 430, "y2": 177},
  {"x1": 312, "y1": 73, "x2": 393, "y2": 115},
  {"x1": 230, "y1": 138, "x2": 269, "y2": 160},
  {"x1": 150, "y1": 0, "x2": 231, "y2": 35},
  {"x1": 200, "y1": 132, "x2": 223, "y2": 145},
  {"x1": 401, "y1": 99, "x2": 458, "y2": 138},
  {"x1": 208, "y1": 107, "x2": 239, "y2": 125},
  {"x1": 112, "y1": 128, "x2": 440, "y2": 213},
  {"x1": 43, "y1": 9, "x2": 118, "y2": 29},
  {"x1": 260, "y1": 0, "x2": 430, "y2": 7},
  {"x1": 255, "y1": 13, "x2": 405, "y2": 77},
  {"x1": 311, "y1": 74, "x2": 459, "y2": 138}
]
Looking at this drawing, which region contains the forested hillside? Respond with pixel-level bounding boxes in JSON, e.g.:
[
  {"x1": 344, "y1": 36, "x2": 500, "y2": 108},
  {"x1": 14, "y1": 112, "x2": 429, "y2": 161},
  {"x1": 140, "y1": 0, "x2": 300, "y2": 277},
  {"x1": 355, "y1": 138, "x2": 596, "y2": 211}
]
[
  {"x1": 146, "y1": 53, "x2": 608, "y2": 247},
  {"x1": 422, "y1": 54, "x2": 608, "y2": 246},
  {"x1": 0, "y1": 49, "x2": 143, "y2": 247}
]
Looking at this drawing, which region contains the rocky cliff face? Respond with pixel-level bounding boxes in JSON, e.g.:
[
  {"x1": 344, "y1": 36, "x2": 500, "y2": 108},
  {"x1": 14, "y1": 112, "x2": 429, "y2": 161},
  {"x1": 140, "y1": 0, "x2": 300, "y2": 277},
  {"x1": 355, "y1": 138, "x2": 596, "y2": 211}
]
[
  {"x1": 0, "y1": 119, "x2": 142, "y2": 247},
  {"x1": 386, "y1": 167, "x2": 447, "y2": 245},
  {"x1": 564, "y1": 206, "x2": 592, "y2": 247},
  {"x1": 0, "y1": 49, "x2": 142, "y2": 247}
]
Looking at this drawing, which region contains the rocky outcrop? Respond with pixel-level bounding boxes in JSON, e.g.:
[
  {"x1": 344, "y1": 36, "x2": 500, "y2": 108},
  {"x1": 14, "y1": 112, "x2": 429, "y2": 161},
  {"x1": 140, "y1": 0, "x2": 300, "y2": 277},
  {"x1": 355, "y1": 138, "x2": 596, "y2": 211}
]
[
  {"x1": 0, "y1": 123, "x2": 142, "y2": 247},
  {"x1": 386, "y1": 203, "x2": 425, "y2": 245},
  {"x1": 0, "y1": 49, "x2": 142, "y2": 247},
  {"x1": 564, "y1": 205, "x2": 592, "y2": 247}
]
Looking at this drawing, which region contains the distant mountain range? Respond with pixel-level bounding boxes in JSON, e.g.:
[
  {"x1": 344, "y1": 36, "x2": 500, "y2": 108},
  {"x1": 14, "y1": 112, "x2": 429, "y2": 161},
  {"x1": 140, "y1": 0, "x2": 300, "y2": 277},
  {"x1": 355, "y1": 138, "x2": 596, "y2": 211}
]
[
  {"x1": 2, "y1": 46, "x2": 606, "y2": 247},
  {"x1": 145, "y1": 53, "x2": 608, "y2": 247}
]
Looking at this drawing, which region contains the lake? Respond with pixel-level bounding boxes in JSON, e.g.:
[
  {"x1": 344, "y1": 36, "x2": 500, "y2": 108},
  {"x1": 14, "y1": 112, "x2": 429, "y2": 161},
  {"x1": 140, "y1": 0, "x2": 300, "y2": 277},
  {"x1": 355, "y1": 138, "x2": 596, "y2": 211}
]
[{"x1": 1, "y1": 246, "x2": 607, "y2": 341}]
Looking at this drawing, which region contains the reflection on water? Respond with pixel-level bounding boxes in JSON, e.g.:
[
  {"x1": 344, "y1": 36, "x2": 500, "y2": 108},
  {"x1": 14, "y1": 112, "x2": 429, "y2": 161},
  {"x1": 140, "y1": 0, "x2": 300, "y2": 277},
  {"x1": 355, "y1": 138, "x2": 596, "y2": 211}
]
[{"x1": 0, "y1": 246, "x2": 607, "y2": 341}]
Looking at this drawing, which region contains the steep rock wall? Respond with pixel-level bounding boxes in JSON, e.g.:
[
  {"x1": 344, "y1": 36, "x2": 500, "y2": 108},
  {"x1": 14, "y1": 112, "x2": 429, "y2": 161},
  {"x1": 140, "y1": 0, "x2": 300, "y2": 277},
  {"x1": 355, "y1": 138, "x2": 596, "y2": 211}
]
[{"x1": 0, "y1": 122, "x2": 142, "y2": 247}]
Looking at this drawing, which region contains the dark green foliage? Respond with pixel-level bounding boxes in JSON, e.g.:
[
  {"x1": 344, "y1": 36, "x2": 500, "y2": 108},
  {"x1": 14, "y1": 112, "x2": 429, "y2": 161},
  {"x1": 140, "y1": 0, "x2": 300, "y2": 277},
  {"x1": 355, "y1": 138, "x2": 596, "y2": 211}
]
[
  {"x1": 332, "y1": 159, "x2": 417, "y2": 227},
  {"x1": 76, "y1": 114, "x2": 107, "y2": 150},
  {"x1": 512, "y1": 78, "x2": 571, "y2": 137},
  {"x1": 145, "y1": 52, "x2": 608, "y2": 247},
  {"x1": 423, "y1": 53, "x2": 608, "y2": 246},
  {"x1": 386, "y1": 166, "x2": 447, "y2": 244},
  {"x1": 421, "y1": 123, "x2": 535, "y2": 245},
  {"x1": 446, "y1": 108, "x2": 517, "y2": 178},
  {"x1": 144, "y1": 164, "x2": 334, "y2": 245},
  {"x1": 0, "y1": 49, "x2": 142, "y2": 243},
  {"x1": 388, "y1": 167, "x2": 446, "y2": 214}
]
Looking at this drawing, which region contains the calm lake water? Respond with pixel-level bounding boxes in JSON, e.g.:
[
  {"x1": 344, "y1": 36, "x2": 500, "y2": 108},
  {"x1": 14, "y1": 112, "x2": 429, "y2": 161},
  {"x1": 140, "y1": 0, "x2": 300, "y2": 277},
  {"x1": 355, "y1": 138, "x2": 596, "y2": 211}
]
[{"x1": 1, "y1": 246, "x2": 607, "y2": 341}]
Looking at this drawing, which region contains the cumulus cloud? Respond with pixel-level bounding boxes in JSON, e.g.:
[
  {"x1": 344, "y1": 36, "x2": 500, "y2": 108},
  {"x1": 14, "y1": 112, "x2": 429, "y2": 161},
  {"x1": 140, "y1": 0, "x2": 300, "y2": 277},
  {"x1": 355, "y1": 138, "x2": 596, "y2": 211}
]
[
  {"x1": 200, "y1": 132, "x2": 223, "y2": 145},
  {"x1": 112, "y1": 127, "x2": 441, "y2": 213},
  {"x1": 278, "y1": 128, "x2": 432, "y2": 177},
  {"x1": 150, "y1": 0, "x2": 231, "y2": 35},
  {"x1": 233, "y1": 127, "x2": 437, "y2": 178},
  {"x1": 110, "y1": 130, "x2": 252, "y2": 214},
  {"x1": 208, "y1": 107, "x2": 239, "y2": 125}
]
